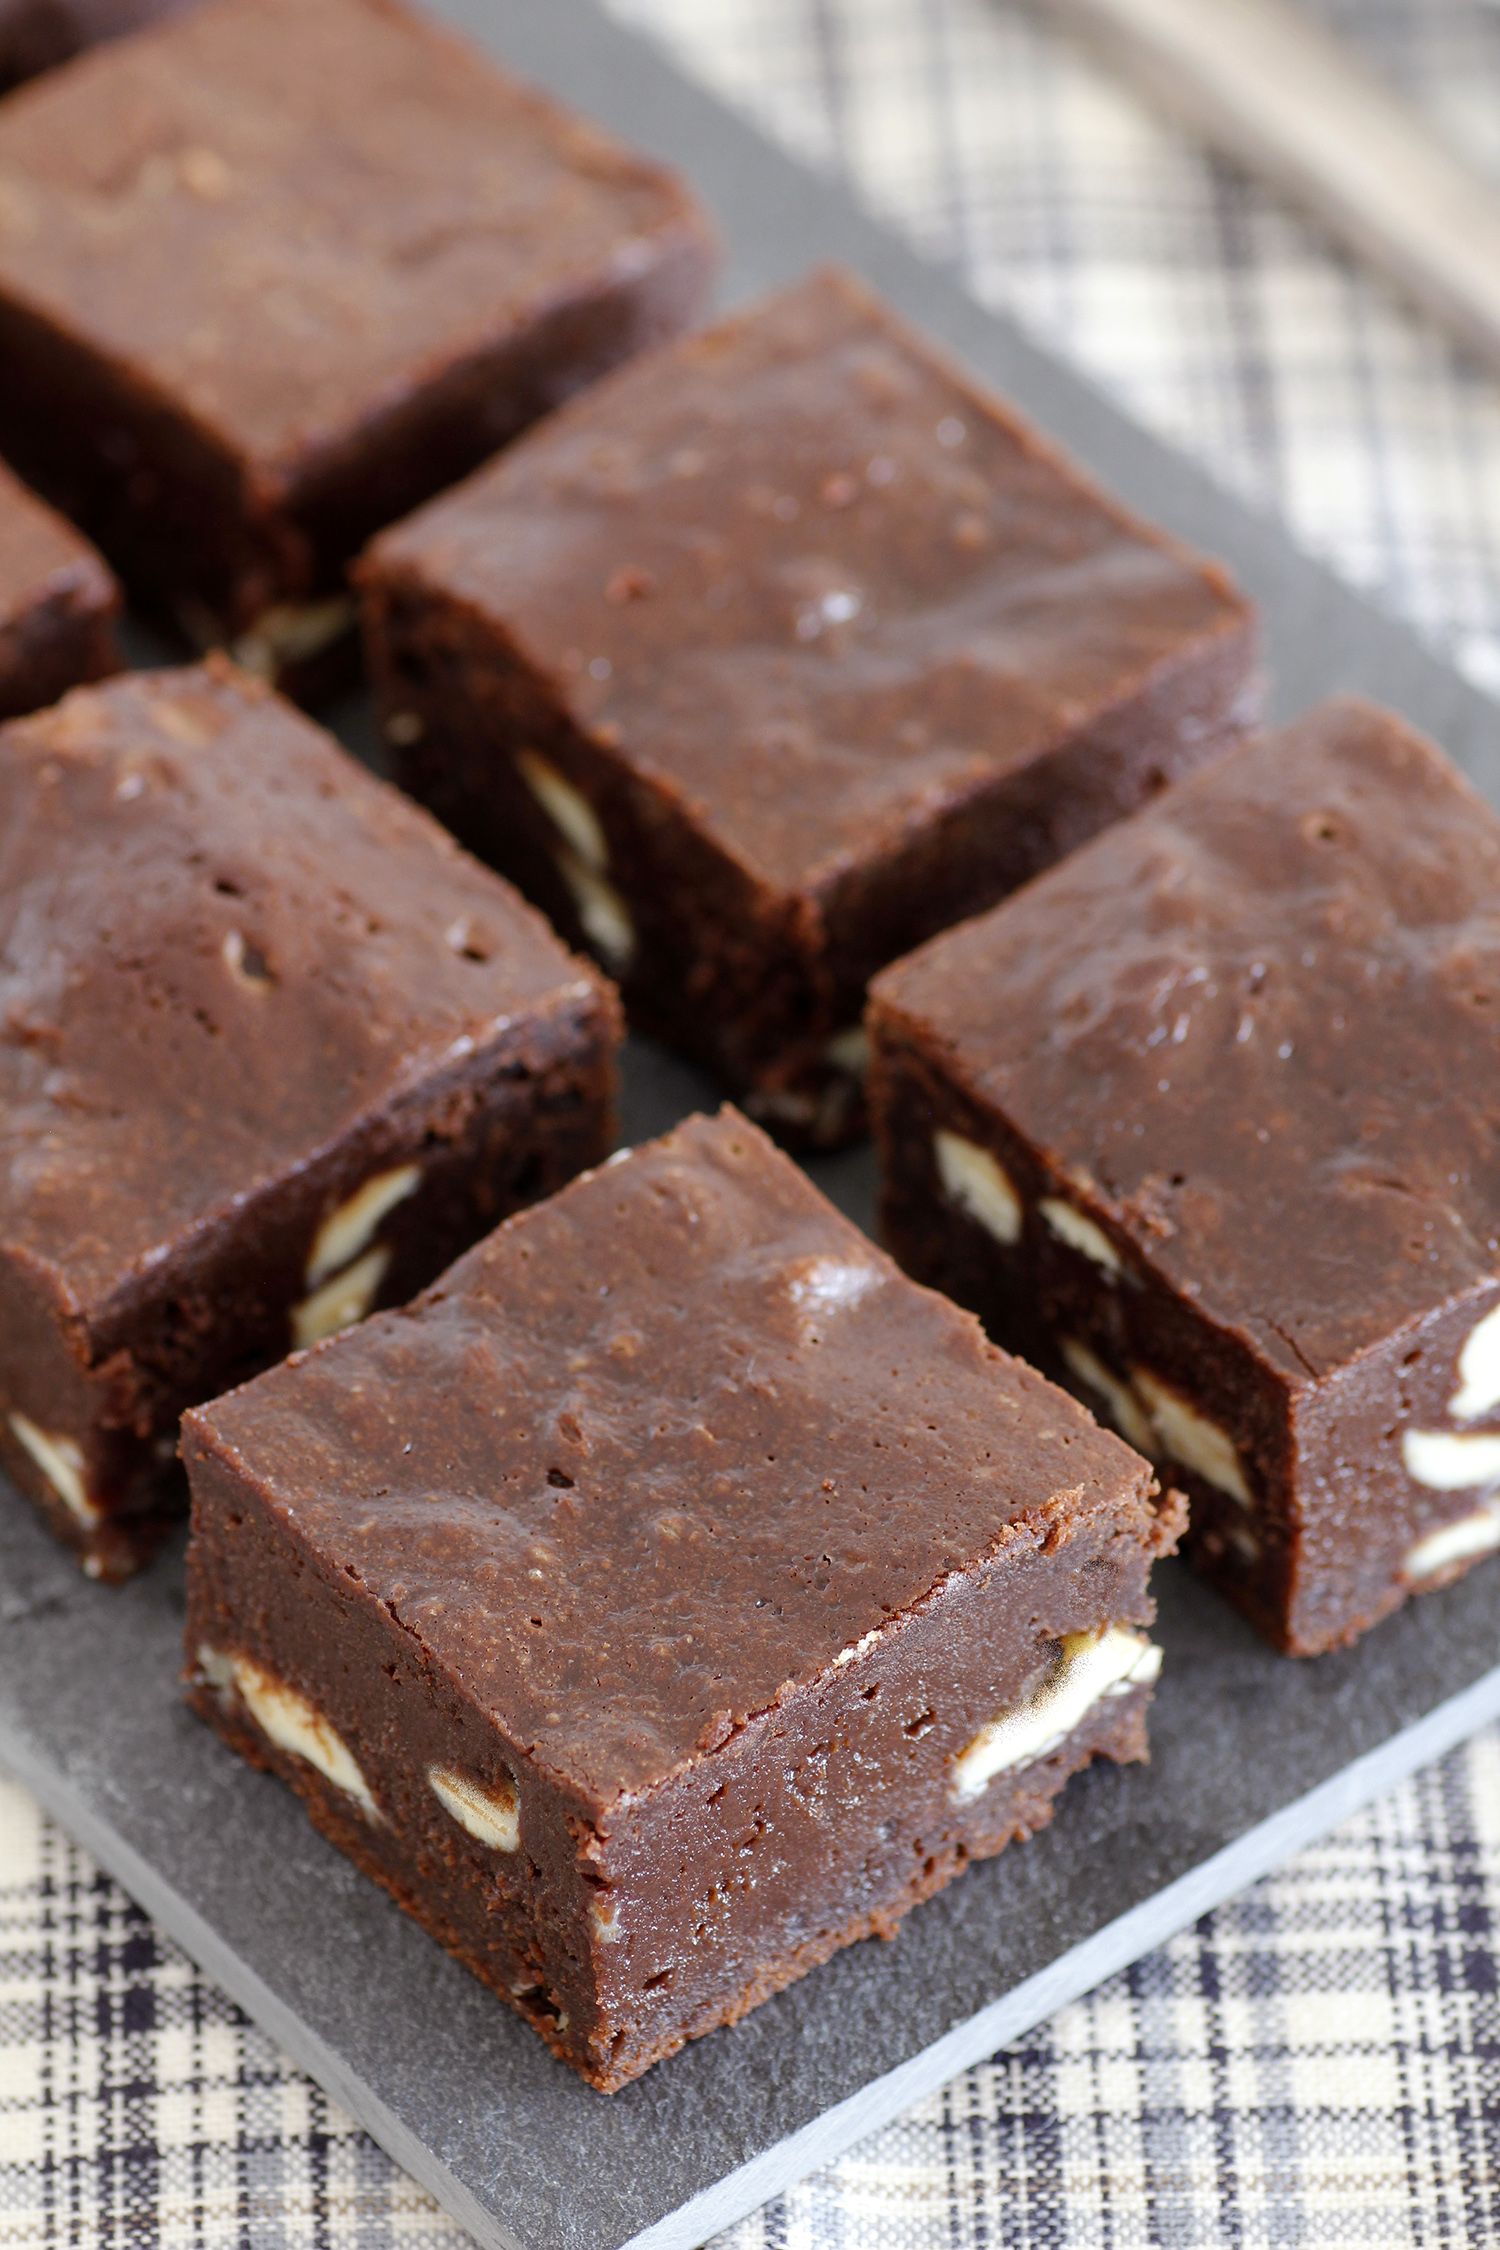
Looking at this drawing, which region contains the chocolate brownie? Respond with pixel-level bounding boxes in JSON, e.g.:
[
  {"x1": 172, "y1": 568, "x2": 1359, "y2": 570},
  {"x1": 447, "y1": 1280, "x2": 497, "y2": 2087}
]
[
  {"x1": 359, "y1": 266, "x2": 1260, "y2": 1147},
  {"x1": 183, "y1": 1108, "x2": 1182, "y2": 2090},
  {"x1": 0, "y1": 0, "x2": 715, "y2": 693},
  {"x1": 871, "y1": 697, "x2": 1500, "y2": 1656},
  {"x1": 0, "y1": 456, "x2": 119, "y2": 717},
  {"x1": 0, "y1": 658, "x2": 621, "y2": 1579},
  {"x1": 0, "y1": 0, "x2": 197, "y2": 88}
]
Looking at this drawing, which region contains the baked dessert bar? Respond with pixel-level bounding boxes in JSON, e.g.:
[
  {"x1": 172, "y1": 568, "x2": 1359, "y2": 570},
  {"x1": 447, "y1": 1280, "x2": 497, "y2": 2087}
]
[
  {"x1": 0, "y1": 658, "x2": 620, "y2": 1577},
  {"x1": 360, "y1": 265, "x2": 1259, "y2": 1144},
  {"x1": 0, "y1": 0, "x2": 715, "y2": 691},
  {"x1": 871, "y1": 697, "x2": 1500, "y2": 1654},
  {"x1": 184, "y1": 1107, "x2": 1181, "y2": 2088}
]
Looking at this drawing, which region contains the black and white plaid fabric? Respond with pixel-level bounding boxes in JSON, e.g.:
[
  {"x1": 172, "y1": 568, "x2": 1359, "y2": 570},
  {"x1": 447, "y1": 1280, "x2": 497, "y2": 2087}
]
[{"x1": 6, "y1": 1, "x2": 1500, "y2": 2242}]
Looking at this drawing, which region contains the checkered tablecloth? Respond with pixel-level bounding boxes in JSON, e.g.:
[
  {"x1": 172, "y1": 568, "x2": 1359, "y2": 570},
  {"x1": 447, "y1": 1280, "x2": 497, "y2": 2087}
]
[{"x1": 7, "y1": 1, "x2": 1500, "y2": 2243}]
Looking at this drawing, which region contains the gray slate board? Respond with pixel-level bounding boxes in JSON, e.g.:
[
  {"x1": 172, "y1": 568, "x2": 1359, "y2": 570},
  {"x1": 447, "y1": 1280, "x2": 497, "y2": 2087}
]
[{"x1": 4, "y1": 3, "x2": 1500, "y2": 2249}]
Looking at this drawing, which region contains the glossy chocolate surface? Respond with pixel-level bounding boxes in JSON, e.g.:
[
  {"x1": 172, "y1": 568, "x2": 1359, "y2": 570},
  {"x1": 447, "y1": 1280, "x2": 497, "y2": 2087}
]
[{"x1": 369, "y1": 267, "x2": 1252, "y2": 897}]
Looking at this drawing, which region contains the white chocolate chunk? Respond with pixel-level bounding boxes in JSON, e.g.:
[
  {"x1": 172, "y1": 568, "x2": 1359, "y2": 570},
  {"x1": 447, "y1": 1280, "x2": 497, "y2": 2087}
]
[
  {"x1": 1402, "y1": 1428, "x2": 1500, "y2": 1492},
  {"x1": 592, "y1": 1897, "x2": 623, "y2": 1944},
  {"x1": 832, "y1": 1626, "x2": 881, "y2": 1669},
  {"x1": 385, "y1": 709, "x2": 425, "y2": 747},
  {"x1": 196, "y1": 1642, "x2": 235, "y2": 1693},
  {"x1": 292, "y1": 1245, "x2": 390, "y2": 1349},
  {"x1": 824, "y1": 1025, "x2": 870, "y2": 1078},
  {"x1": 1134, "y1": 1369, "x2": 1251, "y2": 1506},
  {"x1": 8, "y1": 1413, "x2": 98, "y2": 1523},
  {"x1": 517, "y1": 749, "x2": 609, "y2": 873},
  {"x1": 1449, "y1": 1300, "x2": 1500, "y2": 1421},
  {"x1": 747, "y1": 1086, "x2": 817, "y2": 1130},
  {"x1": 306, "y1": 1163, "x2": 420, "y2": 1288},
  {"x1": 1405, "y1": 1507, "x2": 1500, "y2": 1580},
  {"x1": 230, "y1": 596, "x2": 355, "y2": 679},
  {"x1": 1040, "y1": 1197, "x2": 1122, "y2": 1274},
  {"x1": 555, "y1": 846, "x2": 635, "y2": 971},
  {"x1": 934, "y1": 1130, "x2": 1022, "y2": 1246},
  {"x1": 951, "y1": 1627, "x2": 1160, "y2": 1801},
  {"x1": 428, "y1": 1765, "x2": 519, "y2": 1851},
  {"x1": 232, "y1": 1654, "x2": 376, "y2": 1816},
  {"x1": 1060, "y1": 1340, "x2": 1156, "y2": 1457}
]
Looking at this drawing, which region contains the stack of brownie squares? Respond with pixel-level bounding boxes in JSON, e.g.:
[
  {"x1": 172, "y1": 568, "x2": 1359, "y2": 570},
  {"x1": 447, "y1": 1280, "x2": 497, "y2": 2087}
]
[{"x1": 0, "y1": 0, "x2": 1494, "y2": 2097}]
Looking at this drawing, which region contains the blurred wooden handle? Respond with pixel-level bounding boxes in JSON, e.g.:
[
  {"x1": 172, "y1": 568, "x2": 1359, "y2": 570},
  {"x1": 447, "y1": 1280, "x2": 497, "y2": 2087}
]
[{"x1": 1051, "y1": 0, "x2": 1500, "y2": 367}]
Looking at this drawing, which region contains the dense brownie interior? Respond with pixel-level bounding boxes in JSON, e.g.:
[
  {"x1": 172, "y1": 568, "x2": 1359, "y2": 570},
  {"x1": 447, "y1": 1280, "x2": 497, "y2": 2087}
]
[
  {"x1": 871, "y1": 696, "x2": 1500, "y2": 1654},
  {"x1": 360, "y1": 265, "x2": 1259, "y2": 1146},
  {"x1": 0, "y1": 455, "x2": 119, "y2": 718},
  {"x1": 184, "y1": 1109, "x2": 1181, "y2": 2088},
  {"x1": 0, "y1": 0, "x2": 715, "y2": 672},
  {"x1": 0, "y1": 657, "x2": 620, "y2": 1576}
]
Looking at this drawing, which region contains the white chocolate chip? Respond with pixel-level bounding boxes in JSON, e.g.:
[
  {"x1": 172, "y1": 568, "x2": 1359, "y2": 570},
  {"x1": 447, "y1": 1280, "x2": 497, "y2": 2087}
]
[
  {"x1": 1449, "y1": 1300, "x2": 1500, "y2": 1422},
  {"x1": 592, "y1": 1897, "x2": 623, "y2": 1944},
  {"x1": 1060, "y1": 1340, "x2": 1156, "y2": 1457},
  {"x1": 230, "y1": 596, "x2": 355, "y2": 680},
  {"x1": 747, "y1": 1087, "x2": 817, "y2": 1130},
  {"x1": 385, "y1": 710, "x2": 426, "y2": 747},
  {"x1": 292, "y1": 1245, "x2": 390, "y2": 1349},
  {"x1": 306, "y1": 1164, "x2": 420, "y2": 1288},
  {"x1": 1134, "y1": 1369, "x2": 1251, "y2": 1506},
  {"x1": 196, "y1": 1642, "x2": 235, "y2": 1692},
  {"x1": 231, "y1": 1654, "x2": 376, "y2": 1816},
  {"x1": 1405, "y1": 1507, "x2": 1500, "y2": 1580},
  {"x1": 555, "y1": 846, "x2": 635, "y2": 971},
  {"x1": 428, "y1": 1765, "x2": 519, "y2": 1851},
  {"x1": 516, "y1": 749, "x2": 609, "y2": 872},
  {"x1": 832, "y1": 1626, "x2": 881, "y2": 1669},
  {"x1": 1040, "y1": 1197, "x2": 1122, "y2": 1275},
  {"x1": 1402, "y1": 1428, "x2": 1500, "y2": 1492},
  {"x1": 824, "y1": 1026, "x2": 870, "y2": 1078},
  {"x1": 934, "y1": 1129, "x2": 1022, "y2": 1246},
  {"x1": 8, "y1": 1413, "x2": 98, "y2": 1524},
  {"x1": 951, "y1": 1627, "x2": 1160, "y2": 1801}
]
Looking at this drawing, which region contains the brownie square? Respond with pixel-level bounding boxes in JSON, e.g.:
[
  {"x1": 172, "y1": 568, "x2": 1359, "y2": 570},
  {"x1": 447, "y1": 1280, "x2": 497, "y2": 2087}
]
[
  {"x1": 0, "y1": 0, "x2": 197, "y2": 88},
  {"x1": 359, "y1": 265, "x2": 1260, "y2": 1147},
  {"x1": 0, "y1": 456, "x2": 119, "y2": 718},
  {"x1": 871, "y1": 697, "x2": 1500, "y2": 1656},
  {"x1": 183, "y1": 1107, "x2": 1181, "y2": 2090},
  {"x1": 0, "y1": 0, "x2": 715, "y2": 691},
  {"x1": 0, "y1": 658, "x2": 621, "y2": 1578}
]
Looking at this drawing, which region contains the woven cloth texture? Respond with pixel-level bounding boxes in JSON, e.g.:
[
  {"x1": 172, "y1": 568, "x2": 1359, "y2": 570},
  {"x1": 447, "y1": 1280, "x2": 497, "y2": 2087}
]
[{"x1": 5, "y1": 1, "x2": 1500, "y2": 2244}]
